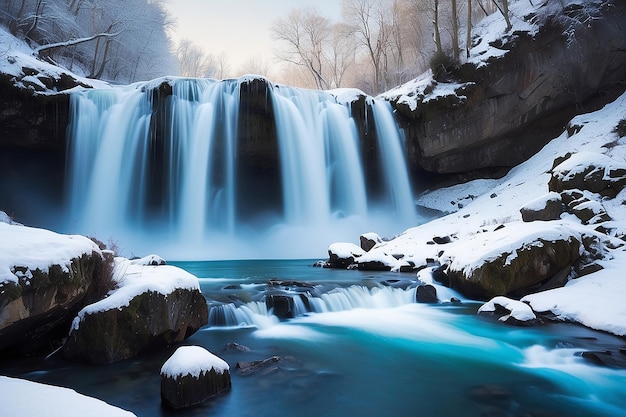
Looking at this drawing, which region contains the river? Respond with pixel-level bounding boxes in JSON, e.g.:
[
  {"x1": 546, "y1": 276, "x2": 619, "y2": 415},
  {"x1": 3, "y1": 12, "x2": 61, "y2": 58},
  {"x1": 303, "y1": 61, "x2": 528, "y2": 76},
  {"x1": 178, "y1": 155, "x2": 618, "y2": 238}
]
[{"x1": 2, "y1": 260, "x2": 625, "y2": 417}]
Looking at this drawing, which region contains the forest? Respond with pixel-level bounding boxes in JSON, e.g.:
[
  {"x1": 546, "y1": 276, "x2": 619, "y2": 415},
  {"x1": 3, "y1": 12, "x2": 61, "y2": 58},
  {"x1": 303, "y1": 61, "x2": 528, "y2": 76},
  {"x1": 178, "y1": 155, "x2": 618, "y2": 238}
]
[{"x1": 1, "y1": 0, "x2": 508, "y2": 94}]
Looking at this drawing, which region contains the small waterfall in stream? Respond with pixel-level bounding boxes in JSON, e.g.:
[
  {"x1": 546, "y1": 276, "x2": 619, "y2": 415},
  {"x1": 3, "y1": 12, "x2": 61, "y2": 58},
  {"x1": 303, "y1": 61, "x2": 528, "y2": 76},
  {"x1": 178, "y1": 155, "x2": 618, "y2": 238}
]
[
  {"x1": 208, "y1": 284, "x2": 417, "y2": 328},
  {"x1": 65, "y1": 76, "x2": 417, "y2": 259}
]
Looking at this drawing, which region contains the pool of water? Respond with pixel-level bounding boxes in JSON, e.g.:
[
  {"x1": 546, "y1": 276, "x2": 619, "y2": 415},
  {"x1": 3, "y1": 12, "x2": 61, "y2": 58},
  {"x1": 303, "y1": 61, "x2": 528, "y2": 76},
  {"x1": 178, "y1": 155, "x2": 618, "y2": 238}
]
[{"x1": 2, "y1": 260, "x2": 625, "y2": 417}]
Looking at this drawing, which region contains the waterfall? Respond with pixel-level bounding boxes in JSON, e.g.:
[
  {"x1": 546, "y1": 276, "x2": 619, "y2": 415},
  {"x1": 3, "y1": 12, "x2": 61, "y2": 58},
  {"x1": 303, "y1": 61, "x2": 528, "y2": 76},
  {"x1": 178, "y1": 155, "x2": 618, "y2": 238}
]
[{"x1": 65, "y1": 76, "x2": 417, "y2": 259}]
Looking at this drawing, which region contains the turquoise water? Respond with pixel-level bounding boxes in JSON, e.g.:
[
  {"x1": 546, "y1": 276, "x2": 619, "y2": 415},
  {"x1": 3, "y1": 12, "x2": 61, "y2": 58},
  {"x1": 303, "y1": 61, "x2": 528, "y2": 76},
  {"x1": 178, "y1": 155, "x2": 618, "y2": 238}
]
[{"x1": 3, "y1": 260, "x2": 626, "y2": 417}]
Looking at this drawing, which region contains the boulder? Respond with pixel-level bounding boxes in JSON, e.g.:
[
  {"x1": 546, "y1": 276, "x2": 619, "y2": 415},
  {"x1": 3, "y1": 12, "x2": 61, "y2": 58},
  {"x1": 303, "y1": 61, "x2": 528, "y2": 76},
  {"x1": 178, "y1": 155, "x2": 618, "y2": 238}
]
[
  {"x1": 549, "y1": 152, "x2": 626, "y2": 195},
  {"x1": 0, "y1": 221, "x2": 102, "y2": 354},
  {"x1": 63, "y1": 261, "x2": 208, "y2": 364},
  {"x1": 478, "y1": 296, "x2": 542, "y2": 327},
  {"x1": 440, "y1": 222, "x2": 581, "y2": 300},
  {"x1": 360, "y1": 232, "x2": 382, "y2": 252},
  {"x1": 520, "y1": 192, "x2": 564, "y2": 222},
  {"x1": 327, "y1": 242, "x2": 365, "y2": 269},
  {"x1": 161, "y1": 346, "x2": 231, "y2": 410},
  {"x1": 416, "y1": 284, "x2": 438, "y2": 303}
]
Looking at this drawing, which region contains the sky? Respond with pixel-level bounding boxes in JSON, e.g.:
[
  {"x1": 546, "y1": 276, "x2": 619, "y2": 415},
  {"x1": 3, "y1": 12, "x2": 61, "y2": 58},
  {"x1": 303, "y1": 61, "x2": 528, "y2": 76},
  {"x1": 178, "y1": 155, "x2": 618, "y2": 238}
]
[{"x1": 164, "y1": 0, "x2": 343, "y2": 75}]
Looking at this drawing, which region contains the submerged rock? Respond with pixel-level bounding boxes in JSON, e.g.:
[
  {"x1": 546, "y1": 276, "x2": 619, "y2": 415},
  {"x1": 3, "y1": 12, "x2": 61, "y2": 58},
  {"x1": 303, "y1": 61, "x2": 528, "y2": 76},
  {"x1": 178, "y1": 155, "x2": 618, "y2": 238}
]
[{"x1": 161, "y1": 346, "x2": 231, "y2": 410}]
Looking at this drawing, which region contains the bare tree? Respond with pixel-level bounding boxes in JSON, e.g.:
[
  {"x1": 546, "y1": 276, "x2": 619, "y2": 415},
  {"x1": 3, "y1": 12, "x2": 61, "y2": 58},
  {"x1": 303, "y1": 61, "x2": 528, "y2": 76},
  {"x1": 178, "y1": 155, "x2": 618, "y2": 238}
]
[
  {"x1": 176, "y1": 38, "x2": 212, "y2": 77},
  {"x1": 271, "y1": 8, "x2": 332, "y2": 90},
  {"x1": 342, "y1": 0, "x2": 392, "y2": 94}
]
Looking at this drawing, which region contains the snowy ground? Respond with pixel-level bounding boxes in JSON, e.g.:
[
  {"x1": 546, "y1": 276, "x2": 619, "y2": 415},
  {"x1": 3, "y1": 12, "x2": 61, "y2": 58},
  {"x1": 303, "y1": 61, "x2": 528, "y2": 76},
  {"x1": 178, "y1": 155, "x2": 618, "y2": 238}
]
[
  {"x1": 1, "y1": 376, "x2": 136, "y2": 417},
  {"x1": 356, "y1": 90, "x2": 626, "y2": 337}
]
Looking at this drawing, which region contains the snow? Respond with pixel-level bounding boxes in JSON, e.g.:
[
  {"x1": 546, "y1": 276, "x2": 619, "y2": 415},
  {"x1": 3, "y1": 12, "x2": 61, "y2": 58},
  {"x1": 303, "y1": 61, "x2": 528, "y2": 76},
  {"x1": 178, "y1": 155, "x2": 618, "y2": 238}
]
[
  {"x1": 522, "y1": 249, "x2": 626, "y2": 336},
  {"x1": 327, "y1": 88, "x2": 366, "y2": 104},
  {"x1": 161, "y1": 345, "x2": 229, "y2": 378},
  {"x1": 0, "y1": 376, "x2": 136, "y2": 417},
  {"x1": 0, "y1": 25, "x2": 109, "y2": 93},
  {"x1": 351, "y1": 90, "x2": 626, "y2": 336},
  {"x1": 71, "y1": 257, "x2": 201, "y2": 331},
  {"x1": 521, "y1": 192, "x2": 561, "y2": 212},
  {"x1": 444, "y1": 221, "x2": 581, "y2": 276},
  {"x1": 0, "y1": 222, "x2": 101, "y2": 285},
  {"x1": 478, "y1": 296, "x2": 537, "y2": 322},
  {"x1": 328, "y1": 242, "x2": 365, "y2": 259}
]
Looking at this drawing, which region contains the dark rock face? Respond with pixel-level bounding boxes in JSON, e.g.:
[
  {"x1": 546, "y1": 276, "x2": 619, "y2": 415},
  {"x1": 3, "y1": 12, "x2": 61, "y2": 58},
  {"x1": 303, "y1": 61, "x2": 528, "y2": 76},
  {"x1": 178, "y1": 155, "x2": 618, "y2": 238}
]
[
  {"x1": 63, "y1": 288, "x2": 208, "y2": 364},
  {"x1": 389, "y1": 0, "x2": 626, "y2": 175},
  {"x1": 444, "y1": 237, "x2": 581, "y2": 300},
  {"x1": 0, "y1": 252, "x2": 101, "y2": 355}
]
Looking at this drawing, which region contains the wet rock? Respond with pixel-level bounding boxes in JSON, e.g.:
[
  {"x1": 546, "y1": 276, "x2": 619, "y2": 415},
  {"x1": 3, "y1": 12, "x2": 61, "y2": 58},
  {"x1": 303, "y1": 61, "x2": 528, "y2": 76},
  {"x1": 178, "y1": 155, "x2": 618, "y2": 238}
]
[
  {"x1": 581, "y1": 349, "x2": 626, "y2": 369},
  {"x1": 236, "y1": 356, "x2": 281, "y2": 376},
  {"x1": 160, "y1": 346, "x2": 231, "y2": 410},
  {"x1": 416, "y1": 284, "x2": 438, "y2": 303},
  {"x1": 225, "y1": 342, "x2": 251, "y2": 353}
]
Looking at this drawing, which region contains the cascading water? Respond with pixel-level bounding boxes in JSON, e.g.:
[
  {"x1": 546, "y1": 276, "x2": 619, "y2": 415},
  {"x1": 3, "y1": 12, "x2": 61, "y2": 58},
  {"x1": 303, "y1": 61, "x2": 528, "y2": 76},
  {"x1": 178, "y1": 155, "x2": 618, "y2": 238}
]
[{"x1": 65, "y1": 76, "x2": 417, "y2": 259}]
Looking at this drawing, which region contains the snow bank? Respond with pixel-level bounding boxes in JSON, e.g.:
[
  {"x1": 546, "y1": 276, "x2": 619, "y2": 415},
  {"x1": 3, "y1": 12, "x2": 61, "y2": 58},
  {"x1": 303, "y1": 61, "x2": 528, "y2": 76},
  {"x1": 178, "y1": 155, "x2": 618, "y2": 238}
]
[
  {"x1": 353, "y1": 90, "x2": 626, "y2": 335},
  {"x1": 0, "y1": 376, "x2": 136, "y2": 417},
  {"x1": 71, "y1": 257, "x2": 200, "y2": 330},
  {"x1": 0, "y1": 222, "x2": 100, "y2": 285},
  {"x1": 523, "y1": 249, "x2": 626, "y2": 336},
  {"x1": 161, "y1": 346, "x2": 229, "y2": 378}
]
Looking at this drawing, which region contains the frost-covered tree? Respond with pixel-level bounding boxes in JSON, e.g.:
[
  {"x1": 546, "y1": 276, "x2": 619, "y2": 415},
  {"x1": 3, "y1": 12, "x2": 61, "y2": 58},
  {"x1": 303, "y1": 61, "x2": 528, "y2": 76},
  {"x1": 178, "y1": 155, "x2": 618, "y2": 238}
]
[{"x1": 0, "y1": 0, "x2": 178, "y2": 82}]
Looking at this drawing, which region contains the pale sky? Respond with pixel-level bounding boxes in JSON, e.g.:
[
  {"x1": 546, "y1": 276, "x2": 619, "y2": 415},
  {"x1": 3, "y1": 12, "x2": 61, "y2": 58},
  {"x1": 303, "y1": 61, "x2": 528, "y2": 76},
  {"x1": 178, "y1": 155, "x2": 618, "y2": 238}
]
[{"x1": 164, "y1": 0, "x2": 343, "y2": 76}]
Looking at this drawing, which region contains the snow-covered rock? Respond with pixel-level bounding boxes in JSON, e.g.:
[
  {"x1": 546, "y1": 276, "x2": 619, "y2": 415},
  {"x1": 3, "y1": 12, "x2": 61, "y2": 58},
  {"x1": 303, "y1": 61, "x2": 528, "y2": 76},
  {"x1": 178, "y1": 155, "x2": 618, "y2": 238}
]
[
  {"x1": 478, "y1": 296, "x2": 540, "y2": 326},
  {"x1": 160, "y1": 346, "x2": 231, "y2": 409},
  {"x1": 63, "y1": 258, "x2": 208, "y2": 364},
  {"x1": 442, "y1": 222, "x2": 581, "y2": 300},
  {"x1": 519, "y1": 192, "x2": 564, "y2": 222},
  {"x1": 327, "y1": 242, "x2": 365, "y2": 269},
  {"x1": 0, "y1": 221, "x2": 102, "y2": 353},
  {"x1": 0, "y1": 376, "x2": 136, "y2": 417}
]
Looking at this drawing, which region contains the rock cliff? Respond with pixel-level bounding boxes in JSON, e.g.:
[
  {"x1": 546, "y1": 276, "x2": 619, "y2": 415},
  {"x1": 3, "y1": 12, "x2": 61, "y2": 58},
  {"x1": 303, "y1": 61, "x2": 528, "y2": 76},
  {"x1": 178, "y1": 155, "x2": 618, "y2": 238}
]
[{"x1": 385, "y1": 0, "x2": 626, "y2": 177}]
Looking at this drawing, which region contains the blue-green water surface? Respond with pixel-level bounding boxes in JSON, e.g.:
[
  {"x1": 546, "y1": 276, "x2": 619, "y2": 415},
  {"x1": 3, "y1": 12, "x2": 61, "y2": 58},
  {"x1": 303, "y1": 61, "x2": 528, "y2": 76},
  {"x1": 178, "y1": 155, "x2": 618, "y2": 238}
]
[{"x1": 3, "y1": 260, "x2": 625, "y2": 417}]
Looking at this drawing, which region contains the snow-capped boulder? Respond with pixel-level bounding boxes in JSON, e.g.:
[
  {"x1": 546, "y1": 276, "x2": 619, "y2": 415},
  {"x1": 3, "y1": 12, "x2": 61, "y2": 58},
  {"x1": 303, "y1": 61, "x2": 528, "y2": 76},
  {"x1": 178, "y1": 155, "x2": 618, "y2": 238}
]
[
  {"x1": 519, "y1": 192, "x2": 564, "y2": 222},
  {"x1": 478, "y1": 296, "x2": 540, "y2": 327},
  {"x1": 327, "y1": 242, "x2": 365, "y2": 269},
  {"x1": 439, "y1": 222, "x2": 581, "y2": 300},
  {"x1": 548, "y1": 152, "x2": 626, "y2": 197},
  {"x1": 160, "y1": 345, "x2": 231, "y2": 410},
  {"x1": 360, "y1": 232, "x2": 382, "y2": 252},
  {"x1": 63, "y1": 258, "x2": 208, "y2": 364},
  {"x1": 0, "y1": 222, "x2": 102, "y2": 354}
]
